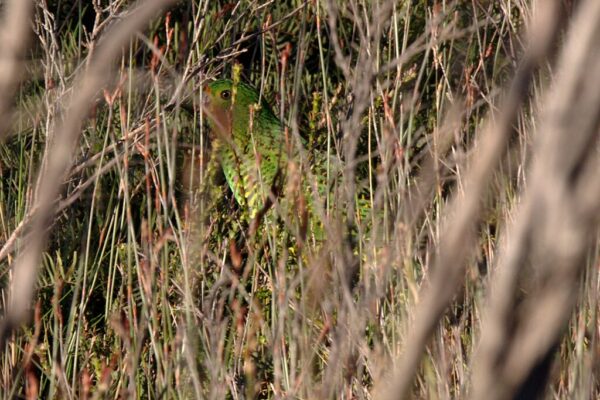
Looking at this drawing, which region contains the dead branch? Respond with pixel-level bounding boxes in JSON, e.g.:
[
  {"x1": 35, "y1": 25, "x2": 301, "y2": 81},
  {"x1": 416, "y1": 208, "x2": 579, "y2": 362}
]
[
  {"x1": 379, "y1": 2, "x2": 567, "y2": 398},
  {"x1": 0, "y1": 0, "x2": 34, "y2": 139},
  {"x1": 471, "y1": 0, "x2": 600, "y2": 398}
]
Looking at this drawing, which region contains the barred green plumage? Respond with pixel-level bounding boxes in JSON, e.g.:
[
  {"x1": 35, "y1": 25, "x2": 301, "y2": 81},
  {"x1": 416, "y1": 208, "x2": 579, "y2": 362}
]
[
  {"x1": 203, "y1": 79, "x2": 289, "y2": 219},
  {"x1": 202, "y1": 79, "x2": 371, "y2": 238}
]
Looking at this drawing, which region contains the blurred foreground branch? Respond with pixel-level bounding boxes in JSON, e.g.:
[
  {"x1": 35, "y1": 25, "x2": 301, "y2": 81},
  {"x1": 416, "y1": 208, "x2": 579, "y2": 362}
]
[
  {"x1": 381, "y1": 1, "x2": 568, "y2": 398},
  {"x1": 471, "y1": 0, "x2": 600, "y2": 398},
  {"x1": 0, "y1": 0, "x2": 33, "y2": 139},
  {"x1": 0, "y1": 0, "x2": 176, "y2": 349}
]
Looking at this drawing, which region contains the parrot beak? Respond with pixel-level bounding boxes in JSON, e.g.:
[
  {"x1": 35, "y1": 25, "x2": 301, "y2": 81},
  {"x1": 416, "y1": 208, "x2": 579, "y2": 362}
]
[{"x1": 201, "y1": 84, "x2": 211, "y2": 107}]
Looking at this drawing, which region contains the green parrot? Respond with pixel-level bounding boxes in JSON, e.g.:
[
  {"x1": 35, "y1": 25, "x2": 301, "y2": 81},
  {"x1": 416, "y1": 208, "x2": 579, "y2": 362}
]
[
  {"x1": 202, "y1": 79, "x2": 293, "y2": 219},
  {"x1": 202, "y1": 79, "x2": 368, "y2": 238}
]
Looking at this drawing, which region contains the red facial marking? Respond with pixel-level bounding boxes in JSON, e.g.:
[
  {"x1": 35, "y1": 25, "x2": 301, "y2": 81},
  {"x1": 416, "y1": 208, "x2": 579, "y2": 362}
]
[{"x1": 202, "y1": 97, "x2": 232, "y2": 139}]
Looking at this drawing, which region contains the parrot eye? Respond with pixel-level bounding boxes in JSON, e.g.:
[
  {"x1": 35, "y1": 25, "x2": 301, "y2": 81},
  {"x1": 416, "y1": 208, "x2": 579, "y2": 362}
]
[{"x1": 220, "y1": 90, "x2": 231, "y2": 100}]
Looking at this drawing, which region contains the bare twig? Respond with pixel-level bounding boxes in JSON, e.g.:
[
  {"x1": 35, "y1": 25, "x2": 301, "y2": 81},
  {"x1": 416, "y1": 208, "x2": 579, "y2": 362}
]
[
  {"x1": 0, "y1": 122, "x2": 150, "y2": 264},
  {"x1": 314, "y1": 0, "x2": 402, "y2": 397}
]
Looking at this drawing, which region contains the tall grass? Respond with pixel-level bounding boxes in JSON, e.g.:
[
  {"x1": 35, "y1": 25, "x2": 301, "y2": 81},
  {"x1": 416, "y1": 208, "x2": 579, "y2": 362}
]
[{"x1": 0, "y1": 1, "x2": 598, "y2": 399}]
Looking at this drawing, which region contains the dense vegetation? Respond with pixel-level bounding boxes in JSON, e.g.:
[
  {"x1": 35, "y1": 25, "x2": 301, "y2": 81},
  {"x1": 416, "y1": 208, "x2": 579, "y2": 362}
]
[{"x1": 0, "y1": 1, "x2": 598, "y2": 399}]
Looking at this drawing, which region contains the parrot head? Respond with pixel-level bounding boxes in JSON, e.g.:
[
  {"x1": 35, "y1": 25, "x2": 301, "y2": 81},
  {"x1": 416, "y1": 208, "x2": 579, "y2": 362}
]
[{"x1": 202, "y1": 79, "x2": 264, "y2": 139}]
